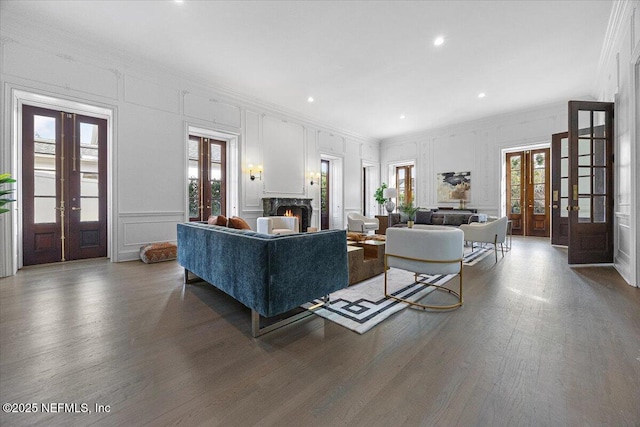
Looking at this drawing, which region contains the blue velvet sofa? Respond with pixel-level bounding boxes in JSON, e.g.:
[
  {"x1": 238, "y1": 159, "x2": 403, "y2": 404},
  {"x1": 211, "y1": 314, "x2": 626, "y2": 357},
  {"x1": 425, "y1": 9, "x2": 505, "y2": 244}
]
[{"x1": 177, "y1": 222, "x2": 348, "y2": 336}]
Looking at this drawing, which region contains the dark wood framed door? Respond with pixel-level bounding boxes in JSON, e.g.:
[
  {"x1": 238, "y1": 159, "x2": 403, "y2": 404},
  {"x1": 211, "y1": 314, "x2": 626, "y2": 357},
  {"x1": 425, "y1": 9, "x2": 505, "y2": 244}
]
[
  {"x1": 568, "y1": 101, "x2": 614, "y2": 264},
  {"x1": 22, "y1": 105, "x2": 107, "y2": 265},
  {"x1": 525, "y1": 148, "x2": 550, "y2": 237},
  {"x1": 551, "y1": 132, "x2": 570, "y2": 245},
  {"x1": 395, "y1": 164, "x2": 414, "y2": 205},
  {"x1": 321, "y1": 159, "x2": 330, "y2": 230},
  {"x1": 506, "y1": 149, "x2": 550, "y2": 237},
  {"x1": 188, "y1": 136, "x2": 226, "y2": 222},
  {"x1": 506, "y1": 152, "x2": 524, "y2": 235}
]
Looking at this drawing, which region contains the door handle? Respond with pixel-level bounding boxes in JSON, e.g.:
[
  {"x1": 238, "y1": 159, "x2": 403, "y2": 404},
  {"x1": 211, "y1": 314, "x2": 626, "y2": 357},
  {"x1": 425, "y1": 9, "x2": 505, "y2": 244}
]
[{"x1": 71, "y1": 207, "x2": 81, "y2": 211}]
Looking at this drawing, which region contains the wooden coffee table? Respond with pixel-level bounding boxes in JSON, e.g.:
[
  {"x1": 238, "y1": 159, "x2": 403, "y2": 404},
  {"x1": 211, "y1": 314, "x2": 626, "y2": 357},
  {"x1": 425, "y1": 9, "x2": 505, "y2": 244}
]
[{"x1": 347, "y1": 239, "x2": 385, "y2": 285}]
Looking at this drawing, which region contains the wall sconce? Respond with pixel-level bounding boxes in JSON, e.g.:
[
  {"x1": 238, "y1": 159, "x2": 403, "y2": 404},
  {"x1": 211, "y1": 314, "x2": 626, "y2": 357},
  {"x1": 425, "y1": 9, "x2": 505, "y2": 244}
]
[
  {"x1": 248, "y1": 164, "x2": 262, "y2": 181},
  {"x1": 309, "y1": 172, "x2": 321, "y2": 186}
]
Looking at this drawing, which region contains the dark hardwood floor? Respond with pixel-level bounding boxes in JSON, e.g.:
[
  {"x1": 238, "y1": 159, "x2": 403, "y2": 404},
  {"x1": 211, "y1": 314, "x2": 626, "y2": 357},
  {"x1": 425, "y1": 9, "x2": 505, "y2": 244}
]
[{"x1": 1, "y1": 237, "x2": 638, "y2": 426}]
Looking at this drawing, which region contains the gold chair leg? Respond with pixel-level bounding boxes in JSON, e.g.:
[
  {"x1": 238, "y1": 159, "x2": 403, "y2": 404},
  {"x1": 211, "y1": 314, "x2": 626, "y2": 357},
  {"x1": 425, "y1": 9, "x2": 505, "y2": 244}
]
[{"x1": 384, "y1": 260, "x2": 464, "y2": 310}]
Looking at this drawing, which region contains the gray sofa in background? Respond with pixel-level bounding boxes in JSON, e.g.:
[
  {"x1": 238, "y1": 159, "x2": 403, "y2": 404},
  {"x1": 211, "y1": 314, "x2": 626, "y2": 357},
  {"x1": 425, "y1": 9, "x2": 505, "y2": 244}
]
[
  {"x1": 177, "y1": 222, "x2": 348, "y2": 336},
  {"x1": 389, "y1": 209, "x2": 480, "y2": 227}
]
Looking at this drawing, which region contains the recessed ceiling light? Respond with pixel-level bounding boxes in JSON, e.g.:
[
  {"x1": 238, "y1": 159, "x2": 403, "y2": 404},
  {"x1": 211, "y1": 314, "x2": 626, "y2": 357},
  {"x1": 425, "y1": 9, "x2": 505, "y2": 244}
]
[
  {"x1": 174, "y1": 0, "x2": 184, "y2": 3},
  {"x1": 400, "y1": 114, "x2": 406, "y2": 120},
  {"x1": 434, "y1": 36, "x2": 445, "y2": 46},
  {"x1": 307, "y1": 97, "x2": 314, "y2": 103},
  {"x1": 478, "y1": 92, "x2": 486, "y2": 98}
]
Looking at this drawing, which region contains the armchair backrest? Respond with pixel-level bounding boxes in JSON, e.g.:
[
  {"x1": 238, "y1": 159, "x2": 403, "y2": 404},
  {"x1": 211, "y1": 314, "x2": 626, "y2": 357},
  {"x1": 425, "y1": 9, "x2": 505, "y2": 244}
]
[
  {"x1": 493, "y1": 216, "x2": 508, "y2": 243},
  {"x1": 256, "y1": 216, "x2": 298, "y2": 234},
  {"x1": 386, "y1": 227, "x2": 464, "y2": 275}
]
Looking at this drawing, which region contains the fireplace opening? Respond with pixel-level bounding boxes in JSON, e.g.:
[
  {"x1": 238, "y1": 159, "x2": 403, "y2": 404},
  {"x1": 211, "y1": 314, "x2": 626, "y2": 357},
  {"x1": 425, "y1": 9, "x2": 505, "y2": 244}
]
[
  {"x1": 263, "y1": 198, "x2": 312, "y2": 232},
  {"x1": 277, "y1": 206, "x2": 303, "y2": 232}
]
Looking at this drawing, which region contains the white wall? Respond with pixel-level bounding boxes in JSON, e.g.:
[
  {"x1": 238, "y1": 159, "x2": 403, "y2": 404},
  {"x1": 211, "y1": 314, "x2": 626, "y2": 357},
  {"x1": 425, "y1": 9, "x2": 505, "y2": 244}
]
[
  {"x1": 379, "y1": 1, "x2": 639, "y2": 287},
  {"x1": 0, "y1": 11, "x2": 378, "y2": 274},
  {"x1": 380, "y1": 102, "x2": 569, "y2": 218},
  {"x1": 595, "y1": 0, "x2": 639, "y2": 286}
]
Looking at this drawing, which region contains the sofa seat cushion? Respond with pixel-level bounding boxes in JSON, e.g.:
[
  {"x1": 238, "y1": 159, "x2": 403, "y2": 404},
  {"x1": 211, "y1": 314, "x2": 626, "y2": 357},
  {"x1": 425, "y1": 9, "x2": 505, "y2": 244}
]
[{"x1": 140, "y1": 242, "x2": 177, "y2": 264}]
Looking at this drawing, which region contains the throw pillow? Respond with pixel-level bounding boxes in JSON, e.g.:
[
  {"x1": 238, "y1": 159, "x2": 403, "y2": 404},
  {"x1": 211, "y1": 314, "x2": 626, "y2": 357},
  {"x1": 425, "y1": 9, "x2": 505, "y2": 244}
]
[
  {"x1": 415, "y1": 210, "x2": 432, "y2": 225},
  {"x1": 228, "y1": 216, "x2": 251, "y2": 230},
  {"x1": 208, "y1": 215, "x2": 228, "y2": 226}
]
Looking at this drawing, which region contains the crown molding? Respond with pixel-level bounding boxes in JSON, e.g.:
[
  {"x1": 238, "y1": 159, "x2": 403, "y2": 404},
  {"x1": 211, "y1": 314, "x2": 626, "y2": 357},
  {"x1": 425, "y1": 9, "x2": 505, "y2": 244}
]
[
  {"x1": 0, "y1": 9, "x2": 379, "y2": 145},
  {"x1": 379, "y1": 97, "x2": 581, "y2": 144},
  {"x1": 596, "y1": 0, "x2": 635, "y2": 93}
]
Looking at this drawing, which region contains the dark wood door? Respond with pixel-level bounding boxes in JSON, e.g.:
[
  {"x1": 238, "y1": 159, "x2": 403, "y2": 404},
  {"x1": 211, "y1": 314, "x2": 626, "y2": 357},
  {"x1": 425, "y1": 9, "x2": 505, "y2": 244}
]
[
  {"x1": 22, "y1": 105, "x2": 107, "y2": 265},
  {"x1": 568, "y1": 101, "x2": 614, "y2": 264},
  {"x1": 525, "y1": 148, "x2": 550, "y2": 237},
  {"x1": 506, "y1": 149, "x2": 550, "y2": 237},
  {"x1": 506, "y1": 152, "x2": 524, "y2": 235},
  {"x1": 551, "y1": 132, "x2": 570, "y2": 245},
  {"x1": 321, "y1": 159, "x2": 330, "y2": 230},
  {"x1": 188, "y1": 136, "x2": 226, "y2": 221}
]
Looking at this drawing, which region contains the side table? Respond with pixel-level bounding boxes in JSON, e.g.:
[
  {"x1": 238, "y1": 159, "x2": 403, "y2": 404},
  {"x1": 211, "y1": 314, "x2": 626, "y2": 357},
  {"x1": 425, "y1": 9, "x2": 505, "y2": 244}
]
[{"x1": 375, "y1": 215, "x2": 389, "y2": 235}]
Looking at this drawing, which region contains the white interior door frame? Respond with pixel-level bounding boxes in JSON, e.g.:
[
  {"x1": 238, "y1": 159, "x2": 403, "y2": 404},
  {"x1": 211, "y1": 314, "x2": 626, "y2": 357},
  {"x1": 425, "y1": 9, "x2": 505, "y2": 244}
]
[
  {"x1": 185, "y1": 124, "x2": 240, "y2": 220},
  {"x1": 5, "y1": 88, "x2": 115, "y2": 274},
  {"x1": 320, "y1": 153, "x2": 344, "y2": 229}
]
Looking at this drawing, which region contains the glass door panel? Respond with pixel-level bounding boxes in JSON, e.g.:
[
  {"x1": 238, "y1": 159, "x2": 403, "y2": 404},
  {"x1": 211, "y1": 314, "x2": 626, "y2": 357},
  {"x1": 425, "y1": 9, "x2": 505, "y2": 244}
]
[{"x1": 568, "y1": 101, "x2": 614, "y2": 264}]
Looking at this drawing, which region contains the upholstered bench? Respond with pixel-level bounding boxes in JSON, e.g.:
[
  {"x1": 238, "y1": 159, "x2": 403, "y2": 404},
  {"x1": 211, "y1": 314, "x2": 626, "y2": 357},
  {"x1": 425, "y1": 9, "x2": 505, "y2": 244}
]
[{"x1": 139, "y1": 242, "x2": 177, "y2": 264}]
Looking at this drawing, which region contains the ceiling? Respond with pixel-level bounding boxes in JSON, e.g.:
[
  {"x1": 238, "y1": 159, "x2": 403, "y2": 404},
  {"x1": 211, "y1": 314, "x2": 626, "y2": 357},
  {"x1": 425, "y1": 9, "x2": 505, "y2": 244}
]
[{"x1": 1, "y1": 0, "x2": 614, "y2": 140}]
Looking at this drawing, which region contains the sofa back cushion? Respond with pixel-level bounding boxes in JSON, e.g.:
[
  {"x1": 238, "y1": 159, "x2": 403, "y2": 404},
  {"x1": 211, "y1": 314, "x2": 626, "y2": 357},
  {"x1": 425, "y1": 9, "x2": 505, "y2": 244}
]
[{"x1": 415, "y1": 210, "x2": 433, "y2": 225}]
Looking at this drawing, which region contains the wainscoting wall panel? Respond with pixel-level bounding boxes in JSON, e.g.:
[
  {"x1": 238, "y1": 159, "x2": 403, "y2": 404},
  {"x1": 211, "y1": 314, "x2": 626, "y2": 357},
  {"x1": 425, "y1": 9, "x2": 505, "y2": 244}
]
[
  {"x1": 118, "y1": 212, "x2": 184, "y2": 261},
  {"x1": 124, "y1": 75, "x2": 180, "y2": 113},
  {"x1": 262, "y1": 115, "x2": 305, "y2": 196},
  {"x1": 319, "y1": 131, "x2": 345, "y2": 155},
  {"x1": 2, "y1": 40, "x2": 119, "y2": 100},
  {"x1": 243, "y1": 110, "x2": 263, "y2": 209}
]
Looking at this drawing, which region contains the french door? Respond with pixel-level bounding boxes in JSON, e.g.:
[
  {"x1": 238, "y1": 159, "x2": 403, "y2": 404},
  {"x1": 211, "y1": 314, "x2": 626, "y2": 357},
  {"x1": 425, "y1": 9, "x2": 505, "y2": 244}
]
[
  {"x1": 567, "y1": 101, "x2": 614, "y2": 264},
  {"x1": 395, "y1": 164, "x2": 414, "y2": 205},
  {"x1": 551, "y1": 132, "x2": 570, "y2": 245},
  {"x1": 506, "y1": 149, "x2": 550, "y2": 237},
  {"x1": 320, "y1": 159, "x2": 330, "y2": 229},
  {"x1": 188, "y1": 136, "x2": 226, "y2": 221},
  {"x1": 22, "y1": 105, "x2": 107, "y2": 265}
]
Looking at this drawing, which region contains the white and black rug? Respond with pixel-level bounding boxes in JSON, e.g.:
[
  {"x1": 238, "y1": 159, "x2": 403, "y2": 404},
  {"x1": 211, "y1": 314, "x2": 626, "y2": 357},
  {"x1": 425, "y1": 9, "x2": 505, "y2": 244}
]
[
  {"x1": 303, "y1": 246, "x2": 501, "y2": 334},
  {"x1": 303, "y1": 269, "x2": 453, "y2": 334}
]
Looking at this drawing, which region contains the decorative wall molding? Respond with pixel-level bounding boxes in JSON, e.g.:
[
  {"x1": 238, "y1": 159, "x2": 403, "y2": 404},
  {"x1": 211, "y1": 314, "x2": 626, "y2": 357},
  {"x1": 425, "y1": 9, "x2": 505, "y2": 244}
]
[
  {"x1": 597, "y1": 0, "x2": 634, "y2": 87},
  {"x1": 124, "y1": 75, "x2": 180, "y2": 113}
]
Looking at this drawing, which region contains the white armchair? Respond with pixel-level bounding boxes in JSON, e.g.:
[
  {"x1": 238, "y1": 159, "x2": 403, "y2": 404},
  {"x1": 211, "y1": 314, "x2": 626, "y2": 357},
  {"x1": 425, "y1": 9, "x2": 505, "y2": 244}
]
[
  {"x1": 385, "y1": 227, "x2": 464, "y2": 310},
  {"x1": 459, "y1": 216, "x2": 508, "y2": 262},
  {"x1": 347, "y1": 213, "x2": 379, "y2": 233},
  {"x1": 256, "y1": 216, "x2": 299, "y2": 235}
]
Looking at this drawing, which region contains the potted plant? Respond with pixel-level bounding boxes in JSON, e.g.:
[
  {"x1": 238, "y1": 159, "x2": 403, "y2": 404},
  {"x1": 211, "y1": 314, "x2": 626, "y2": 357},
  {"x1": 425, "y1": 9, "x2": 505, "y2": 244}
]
[
  {"x1": 0, "y1": 173, "x2": 16, "y2": 214},
  {"x1": 374, "y1": 182, "x2": 388, "y2": 215},
  {"x1": 399, "y1": 196, "x2": 419, "y2": 228}
]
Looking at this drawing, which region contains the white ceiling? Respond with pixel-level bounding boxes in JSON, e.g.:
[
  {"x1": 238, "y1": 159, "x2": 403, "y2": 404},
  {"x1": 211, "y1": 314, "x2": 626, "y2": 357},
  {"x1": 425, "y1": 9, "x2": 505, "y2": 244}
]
[{"x1": 2, "y1": 0, "x2": 614, "y2": 140}]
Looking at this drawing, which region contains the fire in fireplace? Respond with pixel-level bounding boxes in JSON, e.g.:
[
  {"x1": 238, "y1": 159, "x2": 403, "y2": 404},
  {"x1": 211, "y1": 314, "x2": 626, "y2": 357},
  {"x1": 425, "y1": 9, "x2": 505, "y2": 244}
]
[{"x1": 263, "y1": 198, "x2": 313, "y2": 232}]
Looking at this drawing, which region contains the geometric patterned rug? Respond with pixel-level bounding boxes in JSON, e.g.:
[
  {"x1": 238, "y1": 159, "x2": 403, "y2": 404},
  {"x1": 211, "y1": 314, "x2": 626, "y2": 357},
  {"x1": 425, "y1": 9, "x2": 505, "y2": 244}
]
[{"x1": 303, "y1": 246, "x2": 496, "y2": 334}]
